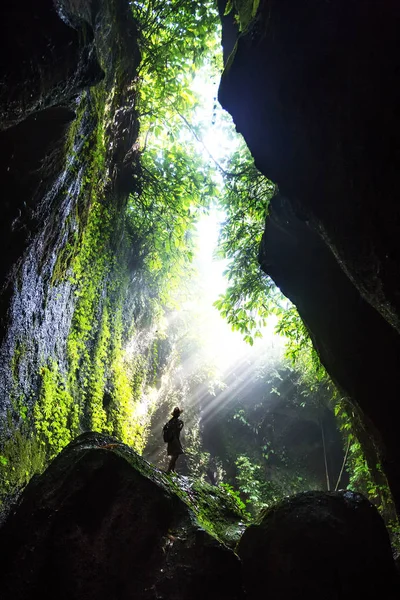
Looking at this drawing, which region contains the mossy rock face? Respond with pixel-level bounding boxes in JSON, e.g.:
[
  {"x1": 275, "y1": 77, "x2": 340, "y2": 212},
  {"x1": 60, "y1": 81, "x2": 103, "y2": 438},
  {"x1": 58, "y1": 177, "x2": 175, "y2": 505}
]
[
  {"x1": 0, "y1": 433, "x2": 244, "y2": 600},
  {"x1": 238, "y1": 490, "x2": 400, "y2": 600}
]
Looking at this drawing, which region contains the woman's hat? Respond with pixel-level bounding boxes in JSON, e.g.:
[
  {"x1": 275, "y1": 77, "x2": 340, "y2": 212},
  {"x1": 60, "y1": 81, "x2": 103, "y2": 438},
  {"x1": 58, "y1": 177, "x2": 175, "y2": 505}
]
[{"x1": 172, "y1": 407, "x2": 182, "y2": 416}]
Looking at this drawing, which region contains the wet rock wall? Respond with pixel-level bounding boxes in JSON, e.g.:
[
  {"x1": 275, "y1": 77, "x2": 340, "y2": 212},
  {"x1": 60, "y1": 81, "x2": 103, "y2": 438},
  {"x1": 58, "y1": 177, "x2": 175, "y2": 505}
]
[{"x1": 0, "y1": 0, "x2": 154, "y2": 496}]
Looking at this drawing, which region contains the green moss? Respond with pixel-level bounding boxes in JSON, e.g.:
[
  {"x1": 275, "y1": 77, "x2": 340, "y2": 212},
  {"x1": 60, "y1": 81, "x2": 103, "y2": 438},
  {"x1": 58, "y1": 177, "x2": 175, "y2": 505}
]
[
  {"x1": 51, "y1": 230, "x2": 79, "y2": 285},
  {"x1": 61, "y1": 82, "x2": 146, "y2": 449},
  {"x1": 0, "y1": 415, "x2": 46, "y2": 504},
  {"x1": 51, "y1": 85, "x2": 109, "y2": 289},
  {"x1": 34, "y1": 362, "x2": 80, "y2": 460},
  {"x1": 66, "y1": 203, "x2": 113, "y2": 386},
  {"x1": 87, "y1": 303, "x2": 112, "y2": 433},
  {"x1": 65, "y1": 198, "x2": 125, "y2": 436},
  {"x1": 150, "y1": 339, "x2": 159, "y2": 385},
  {"x1": 176, "y1": 478, "x2": 250, "y2": 546},
  {"x1": 107, "y1": 312, "x2": 148, "y2": 451}
]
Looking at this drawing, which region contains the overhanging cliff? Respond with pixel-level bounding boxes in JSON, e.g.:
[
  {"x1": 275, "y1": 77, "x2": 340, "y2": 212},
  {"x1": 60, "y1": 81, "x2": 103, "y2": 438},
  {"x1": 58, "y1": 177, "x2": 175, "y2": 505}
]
[{"x1": 219, "y1": 0, "x2": 400, "y2": 511}]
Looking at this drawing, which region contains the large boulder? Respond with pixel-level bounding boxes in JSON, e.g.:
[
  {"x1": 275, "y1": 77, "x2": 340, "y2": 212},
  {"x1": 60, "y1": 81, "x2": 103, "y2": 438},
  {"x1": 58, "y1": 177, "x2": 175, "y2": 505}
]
[
  {"x1": 238, "y1": 490, "x2": 399, "y2": 600},
  {"x1": 0, "y1": 433, "x2": 244, "y2": 600}
]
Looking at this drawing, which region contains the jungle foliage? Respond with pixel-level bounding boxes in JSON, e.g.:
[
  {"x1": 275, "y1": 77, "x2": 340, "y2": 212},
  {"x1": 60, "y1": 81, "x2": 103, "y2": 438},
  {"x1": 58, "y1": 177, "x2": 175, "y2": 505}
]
[
  {"x1": 129, "y1": 0, "x2": 221, "y2": 308},
  {"x1": 214, "y1": 140, "x2": 279, "y2": 345}
]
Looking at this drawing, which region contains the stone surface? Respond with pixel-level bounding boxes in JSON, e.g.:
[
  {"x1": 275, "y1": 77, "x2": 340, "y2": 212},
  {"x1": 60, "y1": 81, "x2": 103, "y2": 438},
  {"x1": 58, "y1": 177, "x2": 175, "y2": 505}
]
[
  {"x1": 0, "y1": 0, "x2": 102, "y2": 318},
  {"x1": 0, "y1": 433, "x2": 244, "y2": 600},
  {"x1": 219, "y1": 0, "x2": 400, "y2": 511},
  {"x1": 238, "y1": 490, "x2": 400, "y2": 600},
  {"x1": 259, "y1": 194, "x2": 400, "y2": 511},
  {"x1": 0, "y1": 0, "x2": 141, "y2": 420},
  {"x1": 1, "y1": 435, "x2": 396, "y2": 599},
  {"x1": 0, "y1": 0, "x2": 104, "y2": 130},
  {"x1": 220, "y1": 0, "x2": 400, "y2": 330},
  {"x1": 0, "y1": 0, "x2": 140, "y2": 318}
]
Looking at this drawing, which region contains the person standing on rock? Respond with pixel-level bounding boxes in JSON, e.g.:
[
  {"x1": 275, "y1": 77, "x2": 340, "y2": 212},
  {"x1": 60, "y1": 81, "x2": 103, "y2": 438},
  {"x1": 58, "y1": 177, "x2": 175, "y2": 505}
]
[{"x1": 163, "y1": 407, "x2": 184, "y2": 473}]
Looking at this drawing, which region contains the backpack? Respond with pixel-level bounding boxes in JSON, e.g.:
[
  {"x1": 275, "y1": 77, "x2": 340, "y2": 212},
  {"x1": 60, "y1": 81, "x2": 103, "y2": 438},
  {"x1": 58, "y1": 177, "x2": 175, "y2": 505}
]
[{"x1": 162, "y1": 420, "x2": 174, "y2": 443}]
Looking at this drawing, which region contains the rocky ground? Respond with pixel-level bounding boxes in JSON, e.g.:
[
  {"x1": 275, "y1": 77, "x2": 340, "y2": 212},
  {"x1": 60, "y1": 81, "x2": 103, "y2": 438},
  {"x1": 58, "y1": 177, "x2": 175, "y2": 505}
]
[{"x1": 0, "y1": 433, "x2": 398, "y2": 599}]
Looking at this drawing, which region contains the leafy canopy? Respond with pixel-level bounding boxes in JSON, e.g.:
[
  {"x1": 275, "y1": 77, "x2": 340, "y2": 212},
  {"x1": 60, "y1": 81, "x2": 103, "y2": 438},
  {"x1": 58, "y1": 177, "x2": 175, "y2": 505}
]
[
  {"x1": 214, "y1": 139, "x2": 280, "y2": 344},
  {"x1": 128, "y1": 0, "x2": 221, "y2": 309}
]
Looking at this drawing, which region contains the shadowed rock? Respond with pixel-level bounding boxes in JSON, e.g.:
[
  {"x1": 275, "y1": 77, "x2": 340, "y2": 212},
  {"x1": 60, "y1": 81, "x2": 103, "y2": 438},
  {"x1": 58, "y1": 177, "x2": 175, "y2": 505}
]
[
  {"x1": 219, "y1": 0, "x2": 400, "y2": 331},
  {"x1": 218, "y1": 0, "x2": 400, "y2": 512},
  {"x1": 238, "y1": 490, "x2": 399, "y2": 600},
  {"x1": 0, "y1": 433, "x2": 244, "y2": 600},
  {"x1": 0, "y1": 0, "x2": 104, "y2": 130},
  {"x1": 259, "y1": 195, "x2": 400, "y2": 513}
]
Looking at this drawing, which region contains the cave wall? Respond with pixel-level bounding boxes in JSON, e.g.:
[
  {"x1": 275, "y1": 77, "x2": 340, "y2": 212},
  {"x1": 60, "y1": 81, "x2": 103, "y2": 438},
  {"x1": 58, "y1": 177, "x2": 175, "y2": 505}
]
[
  {"x1": 0, "y1": 0, "x2": 160, "y2": 495},
  {"x1": 218, "y1": 0, "x2": 400, "y2": 511}
]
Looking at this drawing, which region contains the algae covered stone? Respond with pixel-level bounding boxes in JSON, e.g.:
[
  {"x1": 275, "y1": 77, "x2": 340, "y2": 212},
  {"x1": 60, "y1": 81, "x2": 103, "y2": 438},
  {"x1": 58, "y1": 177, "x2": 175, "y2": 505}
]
[{"x1": 0, "y1": 432, "x2": 244, "y2": 600}]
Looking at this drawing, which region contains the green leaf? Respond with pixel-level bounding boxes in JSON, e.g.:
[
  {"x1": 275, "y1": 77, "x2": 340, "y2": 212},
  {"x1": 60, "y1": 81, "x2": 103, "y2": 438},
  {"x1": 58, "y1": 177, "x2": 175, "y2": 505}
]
[{"x1": 224, "y1": 0, "x2": 233, "y2": 16}]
